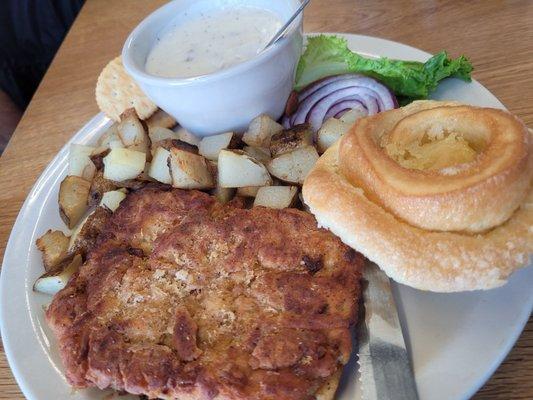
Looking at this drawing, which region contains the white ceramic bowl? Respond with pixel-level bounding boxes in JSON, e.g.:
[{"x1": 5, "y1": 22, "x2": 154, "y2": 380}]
[{"x1": 122, "y1": 0, "x2": 303, "y2": 137}]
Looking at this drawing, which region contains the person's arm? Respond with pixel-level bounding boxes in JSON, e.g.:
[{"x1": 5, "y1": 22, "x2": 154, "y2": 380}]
[{"x1": 0, "y1": 89, "x2": 22, "y2": 153}]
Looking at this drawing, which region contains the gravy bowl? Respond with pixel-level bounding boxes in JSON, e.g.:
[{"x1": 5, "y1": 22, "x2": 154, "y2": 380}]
[{"x1": 122, "y1": 0, "x2": 303, "y2": 137}]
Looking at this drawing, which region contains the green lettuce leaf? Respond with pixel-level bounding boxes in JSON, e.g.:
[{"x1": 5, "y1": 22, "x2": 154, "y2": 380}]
[{"x1": 294, "y1": 35, "x2": 473, "y2": 102}]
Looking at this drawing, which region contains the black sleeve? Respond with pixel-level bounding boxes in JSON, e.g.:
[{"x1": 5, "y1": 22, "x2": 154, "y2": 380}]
[{"x1": 0, "y1": 0, "x2": 85, "y2": 109}]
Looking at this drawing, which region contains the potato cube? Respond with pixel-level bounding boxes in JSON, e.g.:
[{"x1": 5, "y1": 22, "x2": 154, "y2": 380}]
[
  {"x1": 151, "y1": 138, "x2": 198, "y2": 159},
  {"x1": 317, "y1": 118, "x2": 351, "y2": 153},
  {"x1": 218, "y1": 150, "x2": 272, "y2": 188},
  {"x1": 88, "y1": 170, "x2": 117, "y2": 206},
  {"x1": 117, "y1": 109, "x2": 146, "y2": 146},
  {"x1": 109, "y1": 139, "x2": 125, "y2": 149},
  {"x1": 36, "y1": 230, "x2": 70, "y2": 272},
  {"x1": 198, "y1": 132, "x2": 233, "y2": 161},
  {"x1": 243, "y1": 146, "x2": 271, "y2": 164},
  {"x1": 98, "y1": 124, "x2": 122, "y2": 149},
  {"x1": 146, "y1": 109, "x2": 177, "y2": 129},
  {"x1": 267, "y1": 146, "x2": 319, "y2": 184},
  {"x1": 270, "y1": 124, "x2": 314, "y2": 157},
  {"x1": 69, "y1": 144, "x2": 97, "y2": 181},
  {"x1": 236, "y1": 186, "x2": 261, "y2": 197},
  {"x1": 243, "y1": 114, "x2": 283, "y2": 148},
  {"x1": 148, "y1": 126, "x2": 179, "y2": 144},
  {"x1": 253, "y1": 186, "x2": 298, "y2": 209},
  {"x1": 339, "y1": 108, "x2": 367, "y2": 124},
  {"x1": 100, "y1": 190, "x2": 127, "y2": 212},
  {"x1": 175, "y1": 127, "x2": 201, "y2": 146},
  {"x1": 33, "y1": 254, "x2": 83, "y2": 295},
  {"x1": 148, "y1": 147, "x2": 172, "y2": 184},
  {"x1": 59, "y1": 175, "x2": 91, "y2": 228},
  {"x1": 169, "y1": 148, "x2": 215, "y2": 189},
  {"x1": 103, "y1": 148, "x2": 146, "y2": 182}
]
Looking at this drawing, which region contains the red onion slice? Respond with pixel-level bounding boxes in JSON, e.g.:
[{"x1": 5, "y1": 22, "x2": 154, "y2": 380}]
[
  {"x1": 284, "y1": 74, "x2": 398, "y2": 132},
  {"x1": 324, "y1": 100, "x2": 367, "y2": 120},
  {"x1": 307, "y1": 87, "x2": 382, "y2": 131},
  {"x1": 298, "y1": 74, "x2": 359, "y2": 102},
  {"x1": 334, "y1": 109, "x2": 351, "y2": 118},
  {"x1": 281, "y1": 115, "x2": 291, "y2": 129}
]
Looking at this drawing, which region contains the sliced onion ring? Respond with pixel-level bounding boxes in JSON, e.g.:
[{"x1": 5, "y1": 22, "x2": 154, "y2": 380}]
[
  {"x1": 284, "y1": 74, "x2": 398, "y2": 131},
  {"x1": 324, "y1": 100, "x2": 366, "y2": 120}
]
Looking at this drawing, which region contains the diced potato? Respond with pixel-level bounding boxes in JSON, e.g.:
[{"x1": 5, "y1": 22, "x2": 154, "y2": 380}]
[
  {"x1": 317, "y1": 118, "x2": 351, "y2": 153},
  {"x1": 117, "y1": 109, "x2": 146, "y2": 146},
  {"x1": 117, "y1": 109, "x2": 151, "y2": 156},
  {"x1": 237, "y1": 186, "x2": 261, "y2": 197},
  {"x1": 243, "y1": 146, "x2": 271, "y2": 164},
  {"x1": 128, "y1": 137, "x2": 150, "y2": 156},
  {"x1": 151, "y1": 138, "x2": 198, "y2": 158},
  {"x1": 33, "y1": 254, "x2": 82, "y2": 295},
  {"x1": 175, "y1": 127, "x2": 201, "y2": 146},
  {"x1": 243, "y1": 114, "x2": 283, "y2": 147},
  {"x1": 169, "y1": 148, "x2": 215, "y2": 189},
  {"x1": 198, "y1": 132, "x2": 233, "y2": 161},
  {"x1": 109, "y1": 139, "x2": 125, "y2": 149},
  {"x1": 88, "y1": 170, "x2": 117, "y2": 206},
  {"x1": 270, "y1": 124, "x2": 314, "y2": 157},
  {"x1": 68, "y1": 211, "x2": 90, "y2": 251},
  {"x1": 98, "y1": 124, "x2": 122, "y2": 149},
  {"x1": 339, "y1": 108, "x2": 367, "y2": 124},
  {"x1": 137, "y1": 161, "x2": 156, "y2": 182},
  {"x1": 91, "y1": 145, "x2": 109, "y2": 157},
  {"x1": 69, "y1": 206, "x2": 111, "y2": 254},
  {"x1": 100, "y1": 190, "x2": 127, "y2": 212},
  {"x1": 218, "y1": 150, "x2": 272, "y2": 188},
  {"x1": 148, "y1": 126, "x2": 179, "y2": 144},
  {"x1": 229, "y1": 133, "x2": 244, "y2": 149},
  {"x1": 253, "y1": 186, "x2": 298, "y2": 209},
  {"x1": 267, "y1": 146, "x2": 319, "y2": 184},
  {"x1": 146, "y1": 109, "x2": 177, "y2": 129},
  {"x1": 36, "y1": 230, "x2": 70, "y2": 272},
  {"x1": 212, "y1": 186, "x2": 236, "y2": 204},
  {"x1": 89, "y1": 148, "x2": 110, "y2": 170},
  {"x1": 69, "y1": 144, "x2": 97, "y2": 181},
  {"x1": 59, "y1": 175, "x2": 91, "y2": 228},
  {"x1": 148, "y1": 147, "x2": 172, "y2": 184},
  {"x1": 103, "y1": 148, "x2": 146, "y2": 182}
]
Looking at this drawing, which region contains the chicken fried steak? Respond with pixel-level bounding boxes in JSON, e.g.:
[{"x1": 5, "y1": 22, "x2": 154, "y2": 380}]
[{"x1": 46, "y1": 187, "x2": 364, "y2": 400}]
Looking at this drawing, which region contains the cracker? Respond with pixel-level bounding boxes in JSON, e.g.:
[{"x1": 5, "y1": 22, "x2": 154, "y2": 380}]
[{"x1": 96, "y1": 56, "x2": 157, "y2": 121}]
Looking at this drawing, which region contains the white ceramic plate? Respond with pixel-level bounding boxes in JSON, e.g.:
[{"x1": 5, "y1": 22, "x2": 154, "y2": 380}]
[{"x1": 1, "y1": 33, "x2": 532, "y2": 400}]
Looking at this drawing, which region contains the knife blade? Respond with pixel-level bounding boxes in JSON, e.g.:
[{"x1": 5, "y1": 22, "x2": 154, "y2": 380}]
[{"x1": 357, "y1": 261, "x2": 419, "y2": 400}]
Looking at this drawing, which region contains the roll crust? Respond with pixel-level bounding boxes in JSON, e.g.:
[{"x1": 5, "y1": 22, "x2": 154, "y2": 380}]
[
  {"x1": 303, "y1": 101, "x2": 533, "y2": 292},
  {"x1": 339, "y1": 101, "x2": 532, "y2": 233}
]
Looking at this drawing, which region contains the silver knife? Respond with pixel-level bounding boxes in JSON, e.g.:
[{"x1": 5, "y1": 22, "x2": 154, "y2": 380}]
[{"x1": 357, "y1": 262, "x2": 419, "y2": 400}]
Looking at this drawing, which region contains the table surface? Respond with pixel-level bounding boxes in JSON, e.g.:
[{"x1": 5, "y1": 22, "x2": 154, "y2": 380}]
[{"x1": 0, "y1": 0, "x2": 532, "y2": 398}]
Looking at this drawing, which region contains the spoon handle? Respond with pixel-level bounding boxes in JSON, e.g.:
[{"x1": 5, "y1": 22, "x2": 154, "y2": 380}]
[{"x1": 265, "y1": 0, "x2": 310, "y2": 49}]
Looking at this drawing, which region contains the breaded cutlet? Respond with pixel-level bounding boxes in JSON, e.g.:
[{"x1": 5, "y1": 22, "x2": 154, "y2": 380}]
[{"x1": 46, "y1": 186, "x2": 364, "y2": 400}]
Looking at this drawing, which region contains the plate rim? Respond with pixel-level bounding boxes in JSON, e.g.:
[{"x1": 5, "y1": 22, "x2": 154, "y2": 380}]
[{"x1": 0, "y1": 32, "x2": 530, "y2": 400}]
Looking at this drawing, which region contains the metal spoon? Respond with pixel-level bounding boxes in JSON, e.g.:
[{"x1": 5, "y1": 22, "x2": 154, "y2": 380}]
[{"x1": 264, "y1": 0, "x2": 311, "y2": 49}]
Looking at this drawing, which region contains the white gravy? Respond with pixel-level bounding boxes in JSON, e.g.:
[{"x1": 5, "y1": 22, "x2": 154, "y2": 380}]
[{"x1": 145, "y1": 7, "x2": 282, "y2": 78}]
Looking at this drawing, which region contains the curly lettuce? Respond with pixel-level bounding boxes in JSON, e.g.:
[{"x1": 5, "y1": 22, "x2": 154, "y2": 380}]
[{"x1": 295, "y1": 35, "x2": 473, "y2": 102}]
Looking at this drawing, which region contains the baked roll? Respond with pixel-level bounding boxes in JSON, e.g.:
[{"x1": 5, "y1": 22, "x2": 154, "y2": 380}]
[{"x1": 303, "y1": 100, "x2": 533, "y2": 292}]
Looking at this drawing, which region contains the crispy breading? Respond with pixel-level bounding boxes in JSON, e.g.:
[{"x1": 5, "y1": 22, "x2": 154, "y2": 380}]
[
  {"x1": 46, "y1": 187, "x2": 363, "y2": 400},
  {"x1": 69, "y1": 206, "x2": 112, "y2": 257}
]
